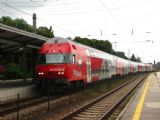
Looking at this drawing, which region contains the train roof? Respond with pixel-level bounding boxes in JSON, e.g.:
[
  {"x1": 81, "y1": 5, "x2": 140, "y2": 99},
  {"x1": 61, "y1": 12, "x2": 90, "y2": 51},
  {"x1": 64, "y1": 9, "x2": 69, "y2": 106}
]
[
  {"x1": 46, "y1": 37, "x2": 145, "y2": 65},
  {"x1": 45, "y1": 37, "x2": 69, "y2": 44}
]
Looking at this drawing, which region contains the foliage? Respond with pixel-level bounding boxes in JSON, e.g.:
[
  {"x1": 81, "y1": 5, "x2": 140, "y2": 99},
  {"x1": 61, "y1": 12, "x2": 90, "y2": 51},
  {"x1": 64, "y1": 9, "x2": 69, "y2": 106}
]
[
  {"x1": 155, "y1": 62, "x2": 160, "y2": 72},
  {"x1": 136, "y1": 57, "x2": 141, "y2": 62},
  {"x1": 0, "y1": 16, "x2": 54, "y2": 38},
  {"x1": 66, "y1": 37, "x2": 72, "y2": 40},
  {"x1": 14, "y1": 18, "x2": 33, "y2": 32},
  {"x1": 95, "y1": 40, "x2": 113, "y2": 54},
  {"x1": 113, "y1": 51, "x2": 128, "y2": 59},
  {"x1": 36, "y1": 26, "x2": 54, "y2": 38},
  {"x1": 130, "y1": 54, "x2": 141, "y2": 62},
  {"x1": 74, "y1": 37, "x2": 113, "y2": 54},
  {"x1": 3, "y1": 63, "x2": 22, "y2": 79},
  {"x1": 73, "y1": 37, "x2": 131, "y2": 60},
  {"x1": 0, "y1": 16, "x2": 14, "y2": 26},
  {"x1": 130, "y1": 54, "x2": 136, "y2": 61}
]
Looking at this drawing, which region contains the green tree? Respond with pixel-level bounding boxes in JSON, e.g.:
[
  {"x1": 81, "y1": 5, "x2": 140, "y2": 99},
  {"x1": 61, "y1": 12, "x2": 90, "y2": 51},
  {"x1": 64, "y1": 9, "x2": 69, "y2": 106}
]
[
  {"x1": 0, "y1": 16, "x2": 14, "y2": 26},
  {"x1": 131, "y1": 54, "x2": 137, "y2": 61},
  {"x1": 74, "y1": 37, "x2": 113, "y2": 54},
  {"x1": 136, "y1": 57, "x2": 141, "y2": 62},
  {"x1": 4, "y1": 63, "x2": 22, "y2": 79},
  {"x1": 94, "y1": 40, "x2": 113, "y2": 54},
  {"x1": 0, "y1": 16, "x2": 55, "y2": 38},
  {"x1": 0, "y1": 16, "x2": 33, "y2": 32},
  {"x1": 36, "y1": 26, "x2": 54, "y2": 38},
  {"x1": 14, "y1": 18, "x2": 33, "y2": 32},
  {"x1": 66, "y1": 37, "x2": 72, "y2": 40},
  {"x1": 115, "y1": 51, "x2": 128, "y2": 59}
]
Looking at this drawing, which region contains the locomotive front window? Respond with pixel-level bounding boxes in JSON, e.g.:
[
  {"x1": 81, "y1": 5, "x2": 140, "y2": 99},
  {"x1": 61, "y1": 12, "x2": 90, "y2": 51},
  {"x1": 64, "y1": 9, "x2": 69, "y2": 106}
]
[{"x1": 39, "y1": 54, "x2": 69, "y2": 64}]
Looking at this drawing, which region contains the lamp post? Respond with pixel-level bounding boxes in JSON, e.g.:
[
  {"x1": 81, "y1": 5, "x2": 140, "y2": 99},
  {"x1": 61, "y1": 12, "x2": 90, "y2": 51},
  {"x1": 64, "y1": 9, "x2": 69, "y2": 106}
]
[
  {"x1": 146, "y1": 40, "x2": 153, "y2": 43},
  {"x1": 112, "y1": 33, "x2": 117, "y2": 51},
  {"x1": 113, "y1": 42, "x2": 117, "y2": 51}
]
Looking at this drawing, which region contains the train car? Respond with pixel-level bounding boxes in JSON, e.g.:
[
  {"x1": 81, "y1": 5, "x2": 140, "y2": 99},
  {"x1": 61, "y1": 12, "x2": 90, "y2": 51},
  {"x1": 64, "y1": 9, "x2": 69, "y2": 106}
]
[
  {"x1": 145, "y1": 63, "x2": 153, "y2": 72},
  {"x1": 0, "y1": 65, "x2": 5, "y2": 80},
  {"x1": 137, "y1": 63, "x2": 146, "y2": 72},
  {"x1": 35, "y1": 37, "x2": 152, "y2": 88},
  {"x1": 0, "y1": 65, "x2": 5, "y2": 73}
]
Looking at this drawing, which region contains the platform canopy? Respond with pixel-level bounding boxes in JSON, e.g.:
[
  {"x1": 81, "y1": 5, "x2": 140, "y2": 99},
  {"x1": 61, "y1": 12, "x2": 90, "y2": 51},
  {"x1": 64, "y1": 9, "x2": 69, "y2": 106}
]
[{"x1": 0, "y1": 23, "x2": 50, "y2": 53}]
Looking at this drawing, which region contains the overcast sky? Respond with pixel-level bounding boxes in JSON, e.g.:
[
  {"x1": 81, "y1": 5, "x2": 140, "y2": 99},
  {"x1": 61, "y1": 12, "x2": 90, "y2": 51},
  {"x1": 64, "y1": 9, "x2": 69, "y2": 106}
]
[{"x1": 0, "y1": 0, "x2": 159, "y2": 63}]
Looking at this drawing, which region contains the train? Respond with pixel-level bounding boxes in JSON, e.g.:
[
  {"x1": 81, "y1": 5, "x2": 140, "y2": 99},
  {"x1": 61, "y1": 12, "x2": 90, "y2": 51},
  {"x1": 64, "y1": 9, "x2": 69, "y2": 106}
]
[
  {"x1": 35, "y1": 37, "x2": 153, "y2": 88},
  {"x1": 0, "y1": 65, "x2": 5, "y2": 79},
  {"x1": 0, "y1": 65, "x2": 5, "y2": 73}
]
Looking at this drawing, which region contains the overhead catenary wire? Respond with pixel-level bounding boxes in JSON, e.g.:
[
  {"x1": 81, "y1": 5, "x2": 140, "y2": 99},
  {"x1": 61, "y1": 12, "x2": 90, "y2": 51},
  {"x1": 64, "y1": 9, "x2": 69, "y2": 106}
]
[
  {"x1": 30, "y1": 0, "x2": 57, "y2": 14},
  {"x1": 0, "y1": 1, "x2": 77, "y2": 35},
  {"x1": 98, "y1": 0, "x2": 125, "y2": 31},
  {"x1": 0, "y1": 0, "x2": 142, "y2": 16},
  {"x1": 29, "y1": 0, "x2": 106, "y2": 16},
  {"x1": 0, "y1": 1, "x2": 87, "y2": 35},
  {"x1": 1, "y1": 0, "x2": 146, "y2": 14},
  {"x1": 1, "y1": 0, "x2": 147, "y2": 37},
  {"x1": 0, "y1": 0, "x2": 102, "y2": 15},
  {"x1": 1, "y1": 2, "x2": 32, "y2": 16},
  {"x1": 0, "y1": 0, "x2": 89, "y2": 8},
  {"x1": 0, "y1": 9, "x2": 106, "y2": 15}
]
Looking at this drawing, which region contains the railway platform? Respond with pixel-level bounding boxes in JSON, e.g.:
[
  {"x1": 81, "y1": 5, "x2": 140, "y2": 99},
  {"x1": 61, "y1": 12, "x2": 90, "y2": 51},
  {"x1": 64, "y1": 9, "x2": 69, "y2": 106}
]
[
  {"x1": 0, "y1": 78, "x2": 32, "y2": 88},
  {"x1": 120, "y1": 72, "x2": 160, "y2": 120},
  {"x1": 0, "y1": 78, "x2": 37, "y2": 102}
]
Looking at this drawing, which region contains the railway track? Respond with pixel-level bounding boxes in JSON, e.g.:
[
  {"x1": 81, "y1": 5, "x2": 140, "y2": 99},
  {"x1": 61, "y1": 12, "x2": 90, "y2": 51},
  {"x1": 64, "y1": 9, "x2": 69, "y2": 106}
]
[
  {"x1": 0, "y1": 74, "x2": 147, "y2": 119},
  {"x1": 0, "y1": 90, "x2": 77, "y2": 117},
  {"x1": 0, "y1": 95, "x2": 46, "y2": 116},
  {"x1": 0, "y1": 85, "x2": 96, "y2": 117},
  {"x1": 61, "y1": 74, "x2": 148, "y2": 120},
  {"x1": 0, "y1": 91, "x2": 82, "y2": 117}
]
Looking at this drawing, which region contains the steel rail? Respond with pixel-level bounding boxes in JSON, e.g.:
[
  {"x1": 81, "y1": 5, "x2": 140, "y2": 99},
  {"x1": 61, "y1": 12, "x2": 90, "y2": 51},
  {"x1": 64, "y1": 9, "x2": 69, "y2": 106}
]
[
  {"x1": 0, "y1": 96, "x2": 47, "y2": 116},
  {"x1": 99, "y1": 74, "x2": 147, "y2": 120},
  {"x1": 61, "y1": 74, "x2": 148, "y2": 120}
]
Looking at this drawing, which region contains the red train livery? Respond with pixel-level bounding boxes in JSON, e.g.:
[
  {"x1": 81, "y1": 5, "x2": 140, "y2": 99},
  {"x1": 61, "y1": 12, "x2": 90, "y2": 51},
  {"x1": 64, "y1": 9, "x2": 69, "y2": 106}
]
[
  {"x1": 35, "y1": 37, "x2": 152, "y2": 87},
  {"x1": 0, "y1": 65, "x2": 5, "y2": 73}
]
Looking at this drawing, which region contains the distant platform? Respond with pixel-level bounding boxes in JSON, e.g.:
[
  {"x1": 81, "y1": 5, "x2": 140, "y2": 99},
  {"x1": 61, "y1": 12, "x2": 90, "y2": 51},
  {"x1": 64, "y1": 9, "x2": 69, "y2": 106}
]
[
  {"x1": 120, "y1": 72, "x2": 160, "y2": 120},
  {"x1": 0, "y1": 78, "x2": 38, "y2": 101},
  {"x1": 0, "y1": 78, "x2": 33, "y2": 88}
]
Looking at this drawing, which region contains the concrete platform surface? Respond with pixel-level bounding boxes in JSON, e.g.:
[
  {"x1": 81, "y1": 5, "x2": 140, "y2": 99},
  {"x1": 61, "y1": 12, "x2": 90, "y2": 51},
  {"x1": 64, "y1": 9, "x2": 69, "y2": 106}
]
[
  {"x1": 0, "y1": 78, "x2": 40, "y2": 101},
  {"x1": 121, "y1": 72, "x2": 160, "y2": 120}
]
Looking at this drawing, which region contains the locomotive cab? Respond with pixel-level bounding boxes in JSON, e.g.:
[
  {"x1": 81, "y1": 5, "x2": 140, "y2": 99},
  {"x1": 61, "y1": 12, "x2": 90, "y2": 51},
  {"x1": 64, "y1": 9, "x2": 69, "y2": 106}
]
[
  {"x1": 35, "y1": 37, "x2": 86, "y2": 89},
  {"x1": 35, "y1": 37, "x2": 74, "y2": 87}
]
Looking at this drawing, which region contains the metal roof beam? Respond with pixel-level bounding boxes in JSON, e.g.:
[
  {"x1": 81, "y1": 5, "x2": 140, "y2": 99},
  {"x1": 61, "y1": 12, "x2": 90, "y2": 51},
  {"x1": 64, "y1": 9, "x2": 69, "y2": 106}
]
[
  {"x1": 27, "y1": 44, "x2": 40, "y2": 49},
  {"x1": 0, "y1": 38, "x2": 20, "y2": 45},
  {"x1": 0, "y1": 38, "x2": 40, "y2": 49},
  {"x1": 2, "y1": 46, "x2": 20, "y2": 52},
  {"x1": 0, "y1": 23, "x2": 49, "y2": 42}
]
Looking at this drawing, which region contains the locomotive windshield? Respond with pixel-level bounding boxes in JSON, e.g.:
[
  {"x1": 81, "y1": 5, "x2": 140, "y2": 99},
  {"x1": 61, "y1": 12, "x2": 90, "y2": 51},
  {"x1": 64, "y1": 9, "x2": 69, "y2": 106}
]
[{"x1": 39, "y1": 53, "x2": 70, "y2": 64}]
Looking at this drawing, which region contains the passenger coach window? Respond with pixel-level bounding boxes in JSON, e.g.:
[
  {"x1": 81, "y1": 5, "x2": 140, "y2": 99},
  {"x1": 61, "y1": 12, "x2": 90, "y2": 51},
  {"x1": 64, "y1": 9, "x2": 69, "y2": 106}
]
[{"x1": 72, "y1": 54, "x2": 76, "y2": 63}]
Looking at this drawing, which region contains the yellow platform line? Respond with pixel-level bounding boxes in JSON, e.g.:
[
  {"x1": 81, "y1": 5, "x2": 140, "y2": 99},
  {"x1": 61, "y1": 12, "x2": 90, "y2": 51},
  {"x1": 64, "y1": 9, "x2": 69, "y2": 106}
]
[{"x1": 132, "y1": 75, "x2": 151, "y2": 120}]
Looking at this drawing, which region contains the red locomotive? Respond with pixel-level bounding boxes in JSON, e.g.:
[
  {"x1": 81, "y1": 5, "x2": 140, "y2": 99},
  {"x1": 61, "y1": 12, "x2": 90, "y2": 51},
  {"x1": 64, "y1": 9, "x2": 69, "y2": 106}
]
[
  {"x1": 35, "y1": 37, "x2": 152, "y2": 87},
  {"x1": 0, "y1": 65, "x2": 5, "y2": 73}
]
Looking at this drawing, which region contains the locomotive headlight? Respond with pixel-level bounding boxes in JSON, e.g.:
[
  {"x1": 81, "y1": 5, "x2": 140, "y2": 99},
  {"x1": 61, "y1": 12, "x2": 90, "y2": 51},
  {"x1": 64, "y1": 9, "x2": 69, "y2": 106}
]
[
  {"x1": 58, "y1": 72, "x2": 64, "y2": 75},
  {"x1": 38, "y1": 72, "x2": 44, "y2": 75},
  {"x1": 58, "y1": 72, "x2": 61, "y2": 74}
]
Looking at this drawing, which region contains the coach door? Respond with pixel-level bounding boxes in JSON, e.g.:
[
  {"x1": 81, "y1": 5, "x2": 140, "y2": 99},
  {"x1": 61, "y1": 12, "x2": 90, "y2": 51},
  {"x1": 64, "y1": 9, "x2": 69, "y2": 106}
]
[{"x1": 86, "y1": 62, "x2": 91, "y2": 83}]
